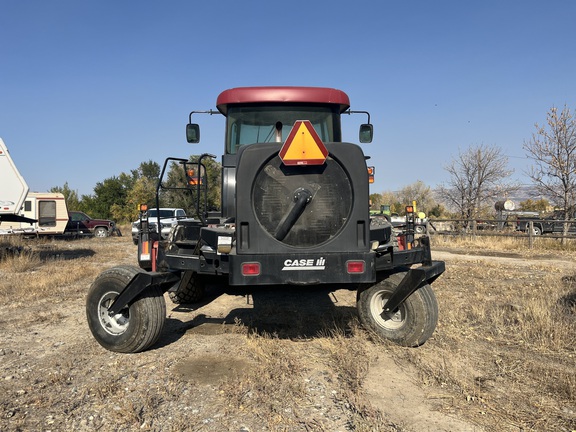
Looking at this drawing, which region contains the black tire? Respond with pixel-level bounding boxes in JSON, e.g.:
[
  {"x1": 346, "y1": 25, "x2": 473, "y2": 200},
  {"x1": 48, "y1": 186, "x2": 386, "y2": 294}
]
[
  {"x1": 357, "y1": 271, "x2": 438, "y2": 347},
  {"x1": 532, "y1": 226, "x2": 542, "y2": 236},
  {"x1": 94, "y1": 227, "x2": 108, "y2": 238},
  {"x1": 86, "y1": 265, "x2": 166, "y2": 353},
  {"x1": 168, "y1": 271, "x2": 205, "y2": 304},
  {"x1": 414, "y1": 225, "x2": 426, "y2": 234}
]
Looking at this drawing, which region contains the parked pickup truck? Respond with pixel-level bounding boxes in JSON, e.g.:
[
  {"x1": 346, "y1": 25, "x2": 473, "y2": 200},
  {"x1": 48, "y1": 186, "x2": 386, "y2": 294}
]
[
  {"x1": 66, "y1": 211, "x2": 120, "y2": 238},
  {"x1": 131, "y1": 207, "x2": 187, "y2": 244},
  {"x1": 516, "y1": 211, "x2": 576, "y2": 236}
]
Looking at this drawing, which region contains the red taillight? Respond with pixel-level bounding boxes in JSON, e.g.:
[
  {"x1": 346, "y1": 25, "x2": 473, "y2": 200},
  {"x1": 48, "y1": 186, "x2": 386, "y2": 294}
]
[
  {"x1": 242, "y1": 262, "x2": 261, "y2": 276},
  {"x1": 346, "y1": 260, "x2": 365, "y2": 274}
]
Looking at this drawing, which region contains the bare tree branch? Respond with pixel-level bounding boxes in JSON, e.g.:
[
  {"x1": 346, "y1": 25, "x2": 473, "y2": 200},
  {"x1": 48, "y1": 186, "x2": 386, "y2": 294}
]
[
  {"x1": 439, "y1": 144, "x2": 514, "y2": 219},
  {"x1": 523, "y1": 105, "x2": 576, "y2": 217}
]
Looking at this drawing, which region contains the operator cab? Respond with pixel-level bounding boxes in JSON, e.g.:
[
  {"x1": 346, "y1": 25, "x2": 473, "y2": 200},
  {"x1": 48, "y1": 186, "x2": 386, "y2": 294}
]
[
  {"x1": 186, "y1": 86, "x2": 373, "y2": 149},
  {"x1": 185, "y1": 87, "x2": 373, "y2": 219}
]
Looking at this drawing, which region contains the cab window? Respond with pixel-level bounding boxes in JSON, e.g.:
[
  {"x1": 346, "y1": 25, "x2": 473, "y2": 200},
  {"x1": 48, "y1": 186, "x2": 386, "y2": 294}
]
[{"x1": 225, "y1": 104, "x2": 341, "y2": 155}]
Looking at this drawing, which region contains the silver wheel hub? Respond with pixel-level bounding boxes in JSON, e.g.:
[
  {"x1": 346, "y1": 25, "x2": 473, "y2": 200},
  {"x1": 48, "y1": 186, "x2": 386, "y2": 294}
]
[
  {"x1": 98, "y1": 292, "x2": 129, "y2": 335},
  {"x1": 369, "y1": 290, "x2": 405, "y2": 330}
]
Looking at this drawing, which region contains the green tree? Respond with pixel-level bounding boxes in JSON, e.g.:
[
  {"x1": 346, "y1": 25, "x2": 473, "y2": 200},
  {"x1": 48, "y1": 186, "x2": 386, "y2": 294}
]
[
  {"x1": 111, "y1": 176, "x2": 157, "y2": 222},
  {"x1": 109, "y1": 161, "x2": 162, "y2": 222},
  {"x1": 162, "y1": 156, "x2": 222, "y2": 218},
  {"x1": 90, "y1": 176, "x2": 127, "y2": 219},
  {"x1": 78, "y1": 194, "x2": 95, "y2": 215},
  {"x1": 427, "y1": 203, "x2": 447, "y2": 218},
  {"x1": 50, "y1": 182, "x2": 80, "y2": 210},
  {"x1": 519, "y1": 198, "x2": 550, "y2": 213},
  {"x1": 134, "y1": 160, "x2": 161, "y2": 181}
]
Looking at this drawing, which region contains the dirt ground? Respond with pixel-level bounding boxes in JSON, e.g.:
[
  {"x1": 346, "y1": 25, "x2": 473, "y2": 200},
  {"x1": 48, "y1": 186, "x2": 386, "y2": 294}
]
[{"x1": 1, "y1": 238, "x2": 574, "y2": 431}]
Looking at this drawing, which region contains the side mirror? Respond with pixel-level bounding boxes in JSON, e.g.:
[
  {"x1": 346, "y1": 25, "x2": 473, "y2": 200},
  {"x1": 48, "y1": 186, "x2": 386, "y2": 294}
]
[
  {"x1": 359, "y1": 124, "x2": 373, "y2": 143},
  {"x1": 186, "y1": 123, "x2": 200, "y2": 143}
]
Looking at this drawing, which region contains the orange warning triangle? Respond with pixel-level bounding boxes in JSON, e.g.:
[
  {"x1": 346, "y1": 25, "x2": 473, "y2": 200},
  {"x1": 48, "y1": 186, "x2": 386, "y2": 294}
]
[{"x1": 279, "y1": 120, "x2": 328, "y2": 166}]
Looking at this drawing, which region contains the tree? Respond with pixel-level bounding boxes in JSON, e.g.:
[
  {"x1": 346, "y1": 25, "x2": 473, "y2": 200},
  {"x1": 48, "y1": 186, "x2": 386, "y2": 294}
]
[
  {"x1": 90, "y1": 176, "x2": 127, "y2": 219},
  {"x1": 53, "y1": 161, "x2": 162, "y2": 223},
  {"x1": 427, "y1": 203, "x2": 447, "y2": 218},
  {"x1": 110, "y1": 161, "x2": 162, "y2": 222},
  {"x1": 372, "y1": 182, "x2": 440, "y2": 216},
  {"x1": 50, "y1": 182, "x2": 80, "y2": 210},
  {"x1": 111, "y1": 176, "x2": 157, "y2": 223},
  {"x1": 379, "y1": 191, "x2": 403, "y2": 214},
  {"x1": 523, "y1": 105, "x2": 576, "y2": 229},
  {"x1": 438, "y1": 144, "x2": 514, "y2": 221},
  {"x1": 162, "y1": 156, "x2": 222, "y2": 217},
  {"x1": 134, "y1": 160, "x2": 161, "y2": 181},
  {"x1": 519, "y1": 198, "x2": 550, "y2": 213},
  {"x1": 369, "y1": 193, "x2": 384, "y2": 210},
  {"x1": 397, "y1": 180, "x2": 437, "y2": 215}
]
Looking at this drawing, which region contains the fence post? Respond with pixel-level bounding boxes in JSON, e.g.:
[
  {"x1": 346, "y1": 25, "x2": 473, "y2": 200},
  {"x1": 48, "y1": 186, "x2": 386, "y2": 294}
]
[{"x1": 528, "y1": 221, "x2": 534, "y2": 249}]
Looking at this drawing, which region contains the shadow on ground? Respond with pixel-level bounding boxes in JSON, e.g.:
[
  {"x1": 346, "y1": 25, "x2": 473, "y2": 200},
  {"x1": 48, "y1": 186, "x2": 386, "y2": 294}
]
[
  {"x1": 37, "y1": 248, "x2": 95, "y2": 261},
  {"x1": 156, "y1": 284, "x2": 358, "y2": 349}
]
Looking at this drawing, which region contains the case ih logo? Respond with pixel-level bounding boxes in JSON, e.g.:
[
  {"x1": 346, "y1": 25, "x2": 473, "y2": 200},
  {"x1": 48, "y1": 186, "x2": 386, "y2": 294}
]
[
  {"x1": 282, "y1": 257, "x2": 326, "y2": 271},
  {"x1": 279, "y1": 120, "x2": 328, "y2": 166}
]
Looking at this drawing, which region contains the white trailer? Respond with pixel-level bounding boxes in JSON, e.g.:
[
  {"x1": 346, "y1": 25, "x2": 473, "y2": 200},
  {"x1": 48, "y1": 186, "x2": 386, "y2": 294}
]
[
  {"x1": 0, "y1": 138, "x2": 38, "y2": 234},
  {"x1": 1, "y1": 138, "x2": 69, "y2": 236},
  {"x1": 0, "y1": 138, "x2": 29, "y2": 217},
  {"x1": 18, "y1": 192, "x2": 69, "y2": 235}
]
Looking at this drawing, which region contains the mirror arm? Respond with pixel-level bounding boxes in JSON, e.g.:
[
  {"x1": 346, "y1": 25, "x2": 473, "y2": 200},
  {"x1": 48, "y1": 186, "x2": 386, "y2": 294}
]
[
  {"x1": 188, "y1": 109, "x2": 222, "y2": 123},
  {"x1": 343, "y1": 110, "x2": 371, "y2": 124}
]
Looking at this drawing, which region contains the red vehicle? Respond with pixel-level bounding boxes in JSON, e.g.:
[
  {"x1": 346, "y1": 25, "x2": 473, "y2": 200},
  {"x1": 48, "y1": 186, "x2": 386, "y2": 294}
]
[
  {"x1": 86, "y1": 87, "x2": 445, "y2": 353},
  {"x1": 67, "y1": 211, "x2": 120, "y2": 238}
]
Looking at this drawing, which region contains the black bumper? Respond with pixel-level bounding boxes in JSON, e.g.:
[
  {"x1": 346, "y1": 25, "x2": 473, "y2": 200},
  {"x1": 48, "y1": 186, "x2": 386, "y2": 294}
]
[{"x1": 228, "y1": 251, "x2": 376, "y2": 286}]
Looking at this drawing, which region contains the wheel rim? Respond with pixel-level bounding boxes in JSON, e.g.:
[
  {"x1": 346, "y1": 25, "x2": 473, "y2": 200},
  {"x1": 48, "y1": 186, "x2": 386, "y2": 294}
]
[
  {"x1": 369, "y1": 289, "x2": 405, "y2": 330},
  {"x1": 98, "y1": 291, "x2": 129, "y2": 335},
  {"x1": 95, "y1": 229, "x2": 107, "y2": 238}
]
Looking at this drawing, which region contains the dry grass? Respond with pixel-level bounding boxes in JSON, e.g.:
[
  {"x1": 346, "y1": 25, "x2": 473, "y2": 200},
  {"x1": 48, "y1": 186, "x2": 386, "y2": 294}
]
[
  {"x1": 0, "y1": 235, "x2": 132, "y2": 305},
  {"x1": 1, "y1": 234, "x2": 575, "y2": 431},
  {"x1": 397, "y1": 237, "x2": 576, "y2": 431},
  {"x1": 0, "y1": 235, "x2": 135, "y2": 339},
  {"x1": 430, "y1": 231, "x2": 576, "y2": 256}
]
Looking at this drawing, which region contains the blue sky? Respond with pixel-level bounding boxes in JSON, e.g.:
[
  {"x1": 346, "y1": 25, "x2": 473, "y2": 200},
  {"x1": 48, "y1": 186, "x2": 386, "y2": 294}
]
[{"x1": 1, "y1": 1, "x2": 575, "y2": 198}]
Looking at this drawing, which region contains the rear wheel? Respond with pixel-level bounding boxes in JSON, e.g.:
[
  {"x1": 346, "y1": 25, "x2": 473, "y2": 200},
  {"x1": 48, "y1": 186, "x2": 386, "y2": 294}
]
[
  {"x1": 357, "y1": 271, "x2": 438, "y2": 347},
  {"x1": 169, "y1": 271, "x2": 205, "y2": 304},
  {"x1": 86, "y1": 265, "x2": 166, "y2": 353}
]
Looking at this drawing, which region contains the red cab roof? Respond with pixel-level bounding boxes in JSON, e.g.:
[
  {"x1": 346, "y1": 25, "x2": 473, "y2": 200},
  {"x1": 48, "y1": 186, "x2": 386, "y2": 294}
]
[{"x1": 216, "y1": 86, "x2": 350, "y2": 115}]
